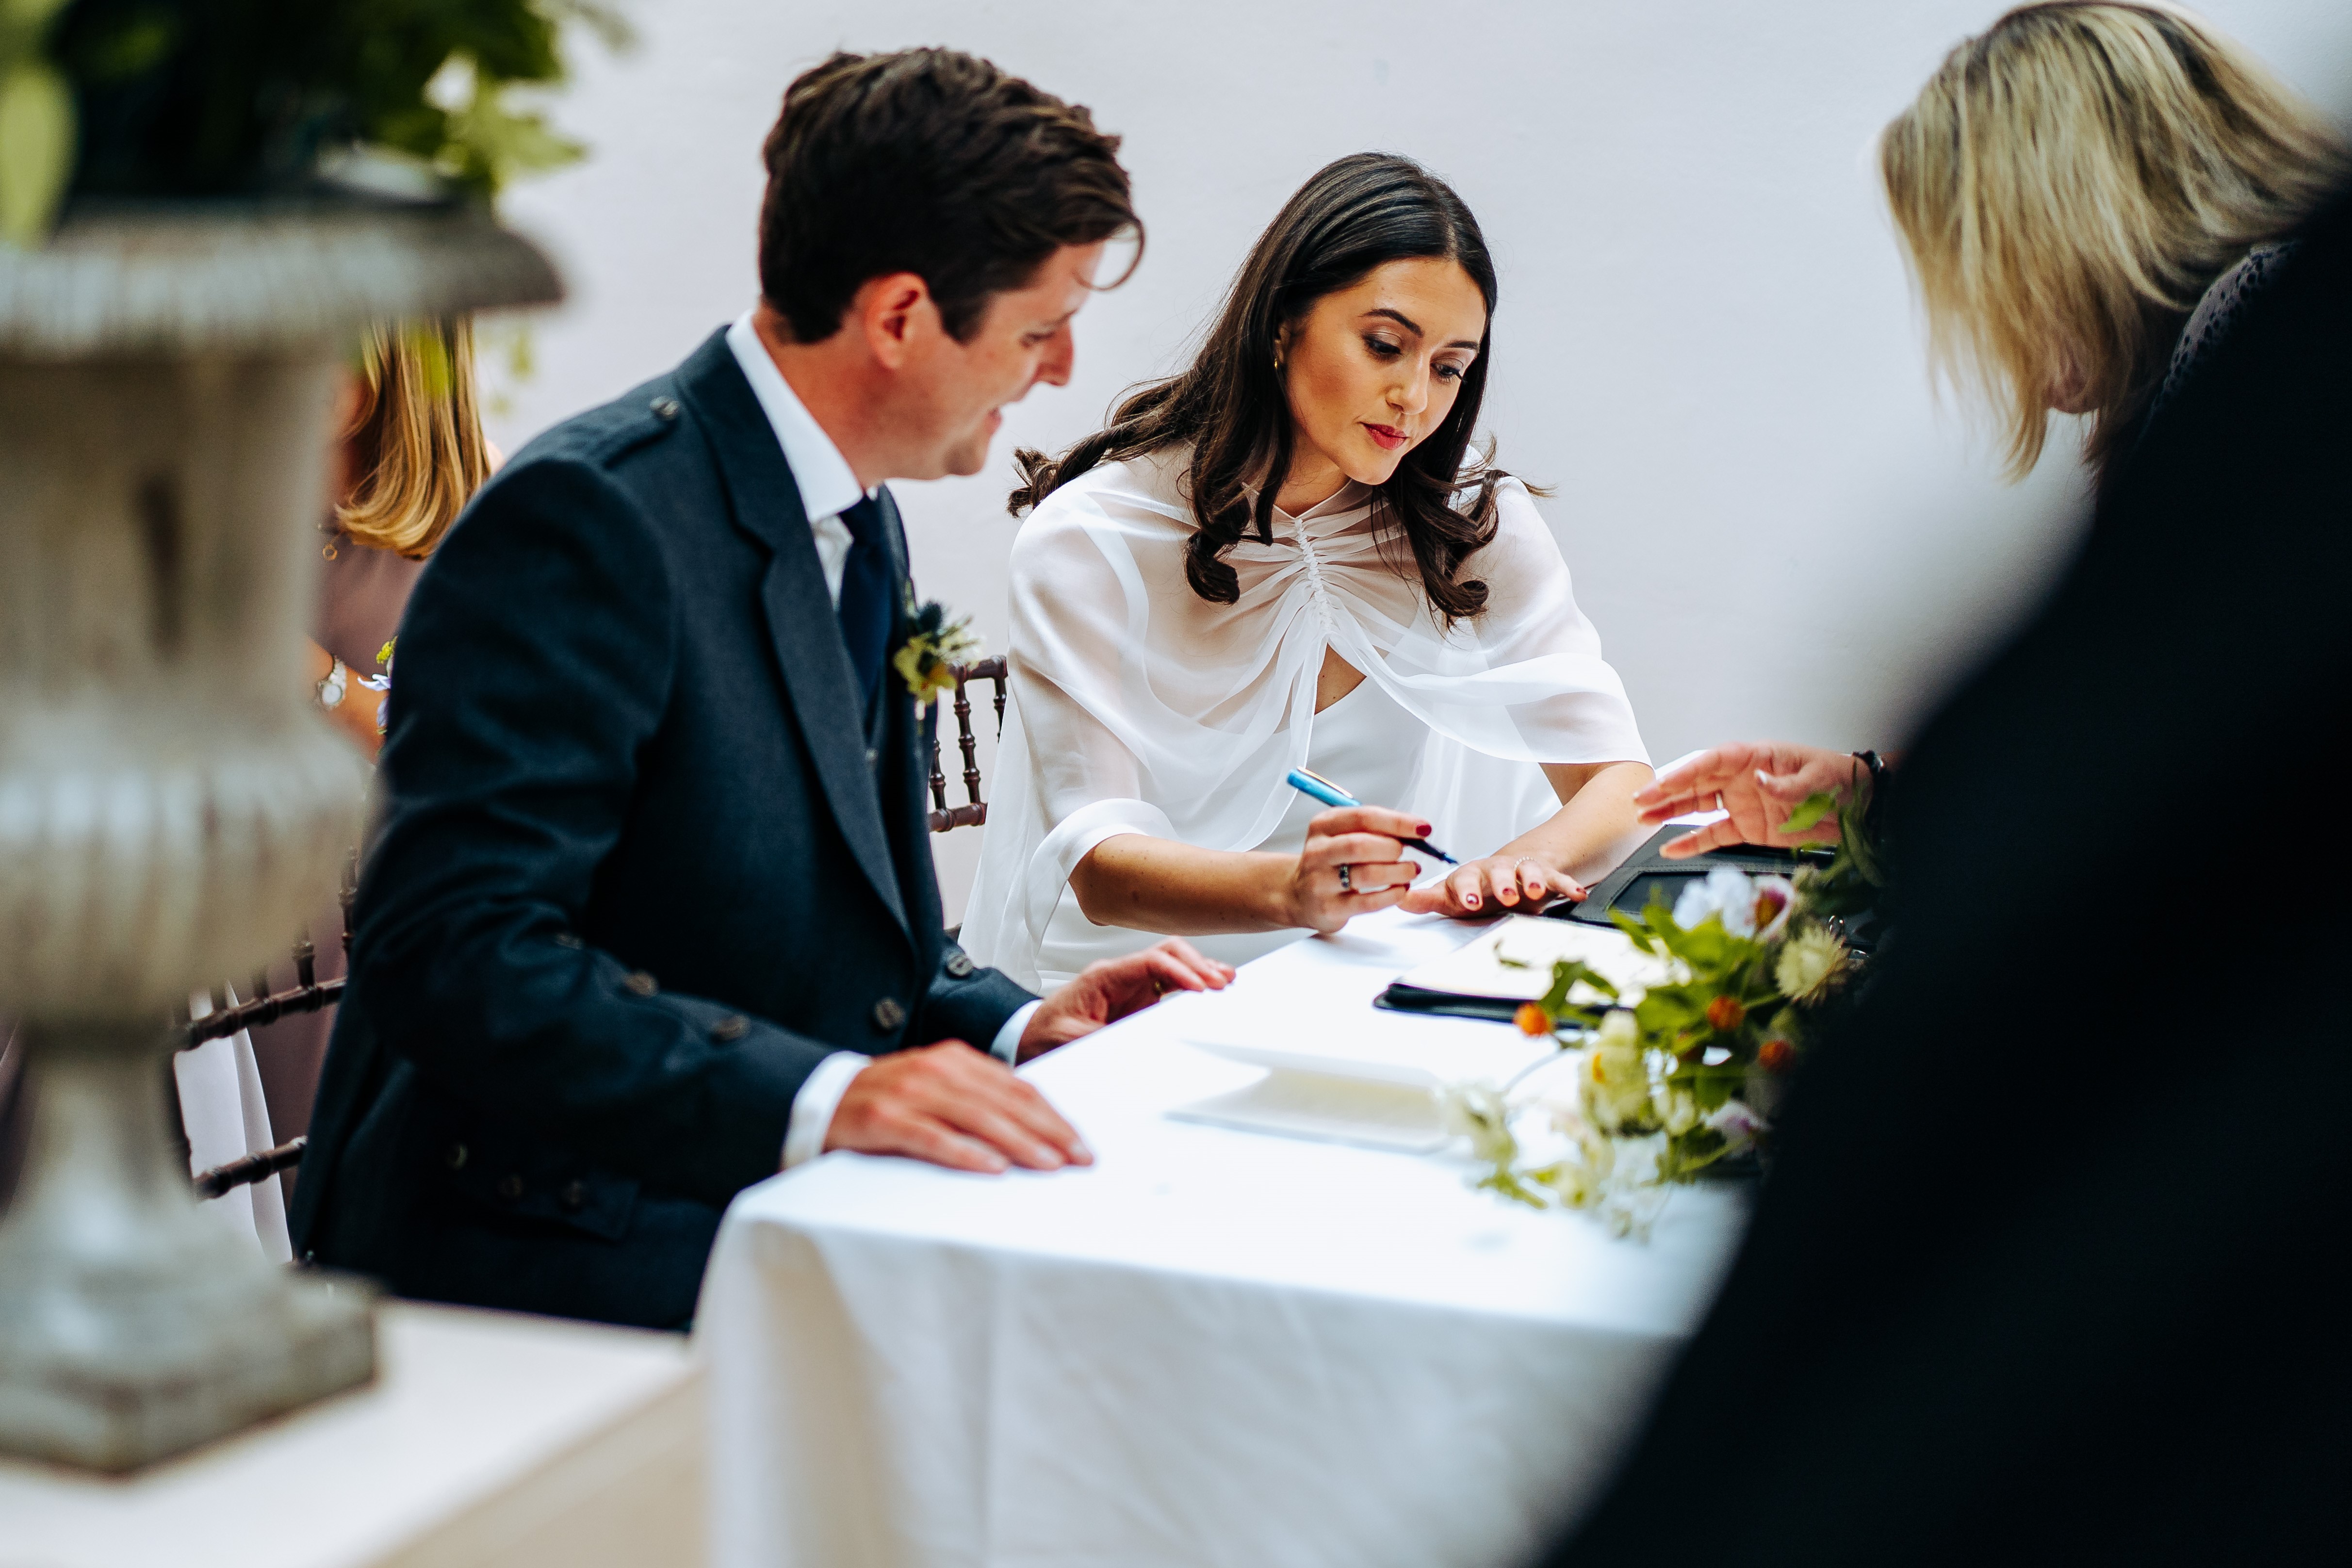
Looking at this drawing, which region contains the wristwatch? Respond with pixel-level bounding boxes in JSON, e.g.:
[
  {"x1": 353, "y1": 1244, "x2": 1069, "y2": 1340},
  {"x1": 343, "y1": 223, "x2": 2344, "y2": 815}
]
[
  {"x1": 316, "y1": 656, "x2": 349, "y2": 711},
  {"x1": 1849, "y1": 749, "x2": 1889, "y2": 833}
]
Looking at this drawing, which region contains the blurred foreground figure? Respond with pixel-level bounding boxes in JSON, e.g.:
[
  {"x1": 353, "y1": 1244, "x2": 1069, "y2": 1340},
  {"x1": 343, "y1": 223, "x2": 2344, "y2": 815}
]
[{"x1": 1543, "y1": 185, "x2": 2352, "y2": 1566}]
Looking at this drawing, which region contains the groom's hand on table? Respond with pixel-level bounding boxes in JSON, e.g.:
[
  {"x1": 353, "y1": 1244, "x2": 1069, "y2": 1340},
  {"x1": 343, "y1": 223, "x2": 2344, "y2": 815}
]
[
  {"x1": 821, "y1": 940, "x2": 1232, "y2": 1174},
  {"x1": 1017, "y1": 939, "x2": 1234, "y2": 1063},
  {"x1": 825, "y1": 1043, "x2": 1090, "y2": 1174}
]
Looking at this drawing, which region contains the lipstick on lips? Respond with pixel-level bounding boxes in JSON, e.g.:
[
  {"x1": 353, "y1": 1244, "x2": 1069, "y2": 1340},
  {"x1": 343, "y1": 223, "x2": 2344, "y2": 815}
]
[{"x1": 1362, "y1": 422, "x2": 1408, "y2": 452}]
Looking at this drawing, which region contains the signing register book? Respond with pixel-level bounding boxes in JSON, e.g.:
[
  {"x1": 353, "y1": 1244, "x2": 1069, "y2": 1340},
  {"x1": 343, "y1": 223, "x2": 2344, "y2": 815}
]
[
  {"x1": 1378, "y1": 916, "x2": 1676, "y2": 1024},
  {"x1": 1377, "y1": 825, "x2": 1822, "y2": 1020}
]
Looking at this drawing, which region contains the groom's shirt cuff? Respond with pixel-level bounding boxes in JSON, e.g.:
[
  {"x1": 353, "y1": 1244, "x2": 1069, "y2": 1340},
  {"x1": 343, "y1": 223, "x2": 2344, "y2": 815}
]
[
  {"x1": 779, "y1": 1003, "x2": 1042, "y2": 1170},
  {"x1": 991, "y1": 1001, "x2": 1043, "y2": 1066},
  {"x1": 781, "y1": 1051, "x2": 871, "y2": 1170}
]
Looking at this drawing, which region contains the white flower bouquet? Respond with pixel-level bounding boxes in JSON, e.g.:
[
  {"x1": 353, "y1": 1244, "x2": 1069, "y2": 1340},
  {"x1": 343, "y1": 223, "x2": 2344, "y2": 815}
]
[{"x1": 1448, "y1": 791, "x2": 1885, "y2": 1235}]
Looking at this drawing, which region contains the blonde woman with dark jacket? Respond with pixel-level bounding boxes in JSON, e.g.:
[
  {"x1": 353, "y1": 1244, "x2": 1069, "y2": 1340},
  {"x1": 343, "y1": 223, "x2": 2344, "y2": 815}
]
[
  {"x1": 1639, "y1": 0, "x2": 2349, "y2": 856},
  {"x1": 1883, "y1": 0, "x2": 2346, "y2": 491}
]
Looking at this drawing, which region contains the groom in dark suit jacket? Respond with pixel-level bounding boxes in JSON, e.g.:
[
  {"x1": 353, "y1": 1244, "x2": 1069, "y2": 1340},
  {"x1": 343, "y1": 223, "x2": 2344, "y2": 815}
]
[{"x1": 289, "y1": 49, "x2": 1228, "y2": 1329}]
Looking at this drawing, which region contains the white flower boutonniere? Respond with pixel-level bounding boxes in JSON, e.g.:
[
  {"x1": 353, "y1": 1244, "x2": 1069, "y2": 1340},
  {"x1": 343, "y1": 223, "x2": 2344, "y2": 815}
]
[{"x1": 892, "y1": 595, "x2": 982, "y2": 705}]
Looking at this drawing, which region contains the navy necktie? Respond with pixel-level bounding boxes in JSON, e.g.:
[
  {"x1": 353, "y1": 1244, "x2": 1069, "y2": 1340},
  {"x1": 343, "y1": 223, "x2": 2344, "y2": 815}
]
[{"x1": 835, "y1": 494, "x2": 893, "y2": 717}]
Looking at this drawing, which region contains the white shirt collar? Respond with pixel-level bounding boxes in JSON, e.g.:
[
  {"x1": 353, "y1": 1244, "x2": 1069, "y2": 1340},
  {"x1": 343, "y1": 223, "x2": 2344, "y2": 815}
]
[{"x1": 725, "y1": 309, "x2": 868, "y2": 524}]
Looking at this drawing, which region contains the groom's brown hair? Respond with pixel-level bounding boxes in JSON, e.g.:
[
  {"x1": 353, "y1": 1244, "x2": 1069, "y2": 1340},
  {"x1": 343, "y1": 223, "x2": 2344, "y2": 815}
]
[{"x1": 758, "y1": 49, "x2": 1141, "y2": 344}]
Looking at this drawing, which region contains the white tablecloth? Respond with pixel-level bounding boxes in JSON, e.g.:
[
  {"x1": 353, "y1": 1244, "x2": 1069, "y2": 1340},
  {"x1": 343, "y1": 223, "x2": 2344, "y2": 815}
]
[{"x1": 698, "y1": 909, "x2": 1749, "y2": 1568}]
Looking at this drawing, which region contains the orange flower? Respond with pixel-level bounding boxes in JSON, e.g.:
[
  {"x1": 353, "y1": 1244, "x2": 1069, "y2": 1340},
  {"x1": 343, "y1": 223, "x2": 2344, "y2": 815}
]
[
  {"x1": 1514, "y1": 1001, "x2": 1553, "y2": 1036},
  {"x1": 1705, "y1": 995, "x2": 1747, "y2": 1032},
  {"x1": 1759, "y1": 1037, "x2": 1796, "y2": 1072}
]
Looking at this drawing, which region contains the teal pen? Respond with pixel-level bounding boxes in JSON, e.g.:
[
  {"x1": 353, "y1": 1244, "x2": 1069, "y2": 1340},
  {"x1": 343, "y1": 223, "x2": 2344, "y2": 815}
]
[{"x1": 1284, "y1": 768, "x2": 1459, "y2": 864}]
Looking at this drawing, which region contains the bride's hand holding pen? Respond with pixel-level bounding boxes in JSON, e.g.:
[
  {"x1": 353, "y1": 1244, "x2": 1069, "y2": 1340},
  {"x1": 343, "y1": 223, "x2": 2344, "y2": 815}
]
[
  {"x1": 1287, "y1": 804, "x2": 1425, "y2": 934},
  {"x1": 1281, "y1": 768, "x2": 1434, "y2": 932},
  {"x1": 1284, "y1": 767, "x2": 1571, "y2": 927},
  {"x1": 1282, "y1": 765, "x2": 1645, "y2": 922}
]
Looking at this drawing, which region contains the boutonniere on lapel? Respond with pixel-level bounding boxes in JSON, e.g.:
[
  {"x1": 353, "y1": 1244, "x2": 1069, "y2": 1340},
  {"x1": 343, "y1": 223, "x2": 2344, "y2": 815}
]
[{"x1": 892, "y1": 592, "x2": 983, "y2": 705}]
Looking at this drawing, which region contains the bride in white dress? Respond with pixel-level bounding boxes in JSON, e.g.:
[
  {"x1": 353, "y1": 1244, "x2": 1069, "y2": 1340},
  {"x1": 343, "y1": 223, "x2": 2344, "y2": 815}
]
[{"x1": 963, "y1": 154, "x2": 1652, "y2": 989}]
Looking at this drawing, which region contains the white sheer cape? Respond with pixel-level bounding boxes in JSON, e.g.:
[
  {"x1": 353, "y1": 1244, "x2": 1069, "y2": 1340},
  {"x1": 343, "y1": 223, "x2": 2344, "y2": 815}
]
[{"x1": 960, "y1": 447, "x2": 1648, "y2": 989}]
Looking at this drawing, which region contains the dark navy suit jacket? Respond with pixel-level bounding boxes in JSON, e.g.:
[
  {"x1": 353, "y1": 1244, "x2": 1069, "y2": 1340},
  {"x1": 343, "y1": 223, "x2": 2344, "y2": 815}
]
[{"x1": 287, "y1": 331, "x2": 1033, "y2": 1328}]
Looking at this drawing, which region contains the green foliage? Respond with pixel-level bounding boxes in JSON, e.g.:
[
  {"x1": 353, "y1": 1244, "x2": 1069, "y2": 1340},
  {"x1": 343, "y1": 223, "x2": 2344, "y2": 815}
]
[
  {"x1": 1488, "y1": 856, "x2": 1880, "y2": 1223},
  {"x1": 1777, "y1": 790, "x2": 1838, "y2": 835},
  {"x1": 1655, "y1": 1125, "x2": 1731, "y2": 1183},
  {"x1": 0, "y1": 0, "x2": 76, "y2": 243},
  {"x1": 1462, "y1": 800, "x2": 1898, "y2": 1230},
  {"x1": 1528, "y1": 957, "x2": 1621, "y2": 1030},
  {"x1": 1777, "y1": 782, "x2": 1888, "y2": 921},
  {"x1": 4, "y1": 0, "x2": 623, "y2": 244},
  {"x1": 1476, "y1": 1167, "x2": 1550, "y2": 1210}
]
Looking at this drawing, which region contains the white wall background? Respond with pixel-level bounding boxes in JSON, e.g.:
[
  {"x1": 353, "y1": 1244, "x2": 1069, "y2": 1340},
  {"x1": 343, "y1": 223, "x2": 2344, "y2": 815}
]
[{"x1": 485, "y1": 0, "x2": 2352, "y2": 923}]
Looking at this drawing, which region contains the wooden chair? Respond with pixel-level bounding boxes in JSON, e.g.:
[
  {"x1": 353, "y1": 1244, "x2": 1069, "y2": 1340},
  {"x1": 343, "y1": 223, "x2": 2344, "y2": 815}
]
[
  {"x1": 928, "y1": 656, "x2": 1006, "y2": 834},
  {"x1": 179, "y1": 850, "x2": 358, "y2": 1200}
]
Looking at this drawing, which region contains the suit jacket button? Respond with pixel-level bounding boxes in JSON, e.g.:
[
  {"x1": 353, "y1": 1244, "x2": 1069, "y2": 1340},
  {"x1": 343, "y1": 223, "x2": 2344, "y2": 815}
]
[
  {"x1": 560, "y1": 1179, "x2": 588, "y2": 1212},
  {"x1": 624, "y1": 970, "x2": 658, "y2": 996},
  {"x1": 444, "y1": 1142, "x2": 469, "y2": 1171},
  {"x1": 650, "y1": 395, "x2": 680, "y2": 420},
  {"x1": 871, "y1": 996, "x2": 906, "y2": 1032},
  {"x1": 496, "y1": 1173, "x2": 524, "y2": 1201},
  {"x1": 866, "y1": 748, "x2": 879, "y2": 768},
  {"x1": 711, "y1": 1013, "x2": 750, "y2": 1042},
  {"x1": 945, "y1": 951, "x2": 975, "y2": 979}
]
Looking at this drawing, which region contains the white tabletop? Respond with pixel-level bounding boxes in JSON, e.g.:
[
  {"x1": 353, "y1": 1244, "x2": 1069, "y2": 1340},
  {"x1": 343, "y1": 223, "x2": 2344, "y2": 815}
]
[
  {"x1": 0, "y1": 1303, "x2": 702, "y2": 1568},
  {"x1": 698, "y1": 908, "x2": 1749, "y2": 1568}
]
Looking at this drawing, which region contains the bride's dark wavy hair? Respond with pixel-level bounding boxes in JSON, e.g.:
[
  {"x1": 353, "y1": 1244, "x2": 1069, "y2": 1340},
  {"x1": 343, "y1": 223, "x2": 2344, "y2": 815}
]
[{"x1": 1010, "y1": 152, "x2": 1513, "y2": 623}]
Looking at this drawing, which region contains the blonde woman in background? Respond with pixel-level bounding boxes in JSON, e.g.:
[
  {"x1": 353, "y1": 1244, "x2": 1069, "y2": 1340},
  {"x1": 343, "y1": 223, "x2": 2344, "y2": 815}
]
[
  {"x1": 231, "y1": 318, "x2": 497, "y2": 1215},
  {"x1": 1634, "y1": 0, "x2": 2349, "y2": 856},
  {"x1": 309, "y1": 318, "x2": 497, "y2": 756}
]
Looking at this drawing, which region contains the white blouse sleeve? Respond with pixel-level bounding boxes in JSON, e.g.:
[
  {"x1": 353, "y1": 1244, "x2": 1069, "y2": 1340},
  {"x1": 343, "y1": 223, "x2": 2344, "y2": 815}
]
[
  {"x1": 960, "y1": 495, "x2": 1184, "y2": 986},
  {"x1": 1369, "y1": 478, "x2": 1649, "y2": 767}
]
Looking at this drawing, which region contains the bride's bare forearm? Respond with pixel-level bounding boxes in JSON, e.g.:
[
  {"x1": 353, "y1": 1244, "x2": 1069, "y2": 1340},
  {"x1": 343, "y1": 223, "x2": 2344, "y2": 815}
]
[
  {"x1": 1504, "y1": 760, "x2": 1652, "y2": 882},
  {"x1": 1069, "y1": 834, "x2": 1297, "y2": 934}
]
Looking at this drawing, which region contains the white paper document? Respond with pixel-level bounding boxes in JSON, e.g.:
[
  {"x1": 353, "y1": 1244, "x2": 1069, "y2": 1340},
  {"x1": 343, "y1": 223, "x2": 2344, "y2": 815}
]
[
  {"x1": 1388, "y1": 915, "x2": 1677, "y2": 1006},
  {"x1": 1160, "y1": 923, "x2": 1612, "y2": 1150},
  {"x1": 1170, "y1": 981, "x2": 1555, "y2": 1091}
]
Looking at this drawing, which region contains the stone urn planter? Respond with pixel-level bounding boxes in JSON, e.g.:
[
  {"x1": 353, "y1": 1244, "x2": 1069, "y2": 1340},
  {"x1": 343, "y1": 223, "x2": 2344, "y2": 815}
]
[{"x1": 0, "y1": 196, "x2": 559, "y2": 1470}]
